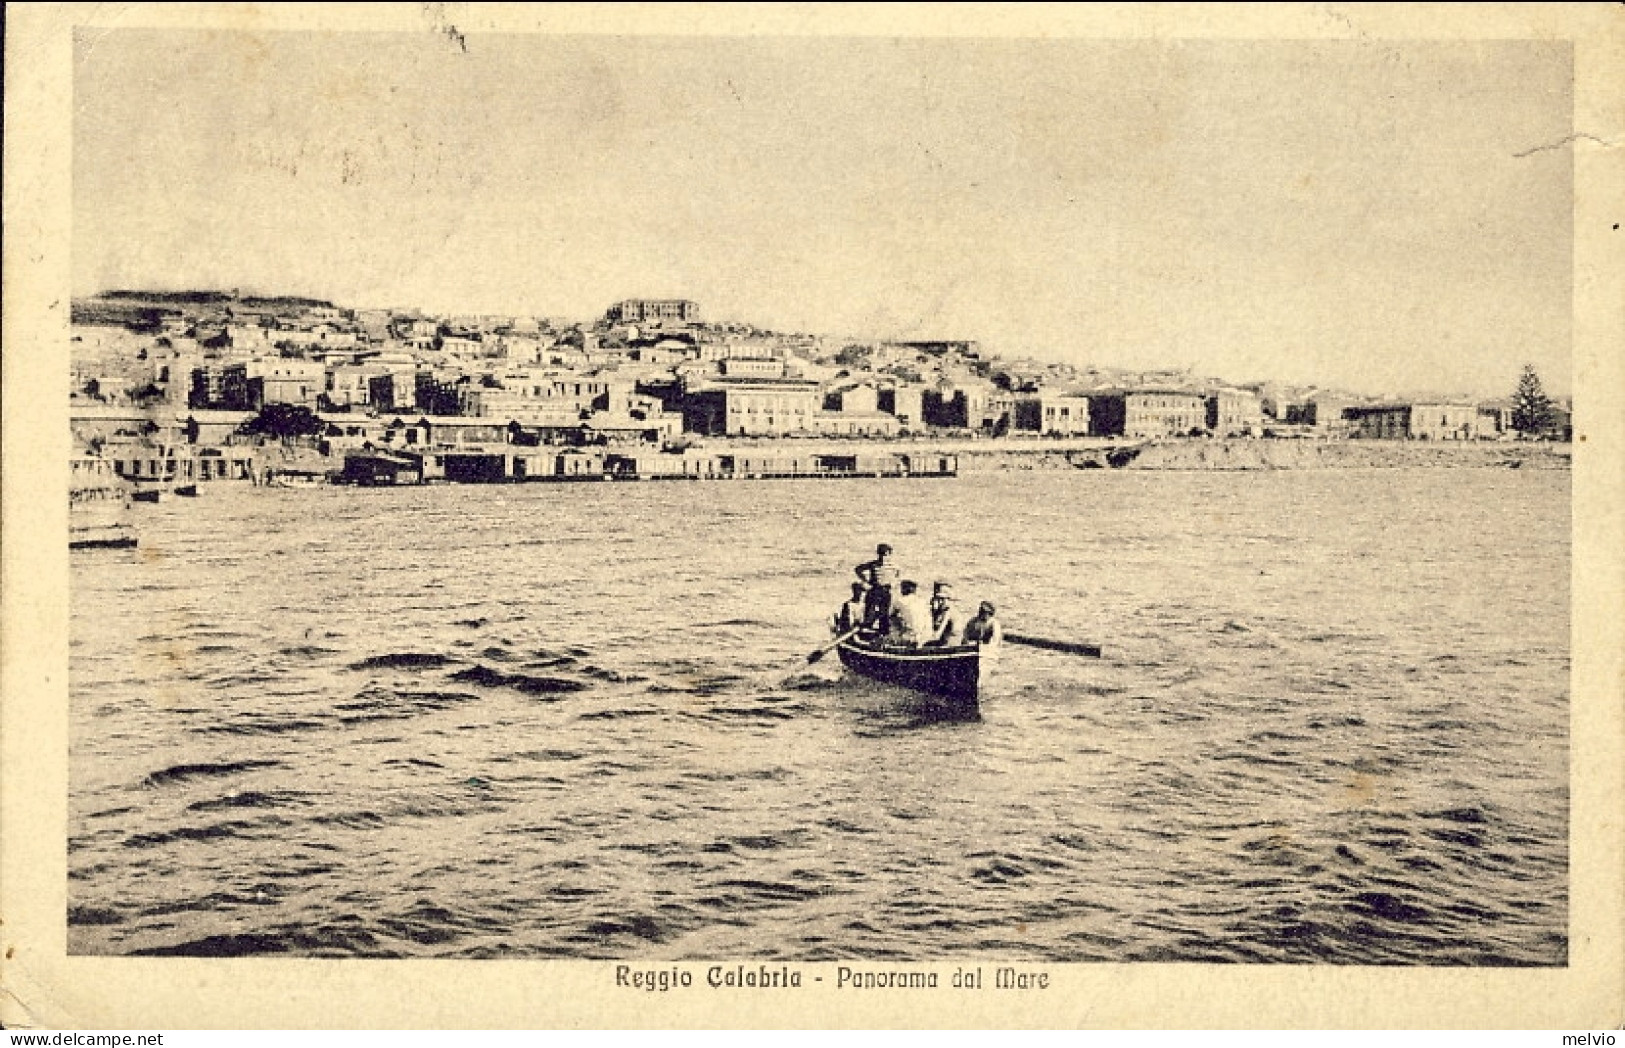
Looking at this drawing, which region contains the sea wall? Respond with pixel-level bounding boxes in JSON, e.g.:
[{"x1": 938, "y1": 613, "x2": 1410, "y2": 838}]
[{"x1": 957, "y1": 439, "x2": 1572, "y2": 472}]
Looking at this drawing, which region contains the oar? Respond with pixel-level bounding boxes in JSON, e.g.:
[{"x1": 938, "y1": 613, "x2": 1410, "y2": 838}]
[
  {"x1": 807, "y1": 627, "x2": 863, "y2": 664},
  {"x1": 1005, "y1": 632, "x2": 1102, "y2": 658}
]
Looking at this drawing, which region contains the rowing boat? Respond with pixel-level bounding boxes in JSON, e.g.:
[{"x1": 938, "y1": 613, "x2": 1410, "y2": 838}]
[{"x1": 836, "y1": 634, "x2": 983, "y2": 708}]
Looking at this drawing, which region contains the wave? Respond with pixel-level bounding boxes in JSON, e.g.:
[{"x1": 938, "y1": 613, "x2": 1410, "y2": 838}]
[
  {"x1": 349, "y1": 652, "x2": 459, "y2": 671},
  {"x1": 335, "y1": 688, "x2": 482, "y2": 722},
  {"x1": 194, "y1": 716, "x2": 330, "y2": 736},
  {"x1": 142, "y1": 759, "x2": 283, "y2": 788},
  {"x1": 447, "y1": 665, "x2": 591, "y2": 694},
  {"x1": 125, "y1": 815, "x2": 291, "y2": 849},
  {"x1": 186, "y1": 790, "x2": 310, "y2": 812}
]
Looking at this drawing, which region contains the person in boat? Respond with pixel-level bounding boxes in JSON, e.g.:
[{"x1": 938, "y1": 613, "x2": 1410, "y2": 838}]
[
  {"x1": 962, "y1": 600, "x2": 1003, "y2": 650},
  {"x1": 924, "y1": 582, "x2": 965, "y2": 647},
  {"x1": 855, "y1": 543, "x2": 900, "y2": 631},
  {"x1": 832, "y1": 582, "x2": 868, "y2": 635},
  {"x1": 887, "y1": 579, "x2": 932, "y2": 648}
]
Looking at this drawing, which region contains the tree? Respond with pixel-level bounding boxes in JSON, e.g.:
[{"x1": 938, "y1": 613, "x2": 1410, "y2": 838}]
[
  {"x1": 237, "y1": 403, "x2": 324, "y2": 442},
  {"x1": 1510, "y1": 364, "x2": 1555, "y2": 439}
]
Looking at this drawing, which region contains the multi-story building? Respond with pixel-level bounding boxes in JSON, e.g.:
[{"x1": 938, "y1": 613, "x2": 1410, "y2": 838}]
[
  {"x1": 877, "y1": 385, "x2": 923, "y2": 429},
  {"x1": 1476, "y1": 400, "x2": 1513, "y2": 438},
  {"x1": 1345, "y1": 404, "x2": 1412, "y2": 440},
  {"x1": 251, "y1": 359, "x2": 326, "y2": 408},
  {"x1": 1409, "y1": 402, "x2": 1479, "y2": 441},
  {"x1": 922, "y1": 380, "x2": 997, "y2": 430},
  {"x1": 825, "y1": 382, "x2": 880, "y2": 415},
  {"x1": 720, "y1": 356, "x2": 785, "y2": 379},
  {"x1": 1011, "y1": 394, "x2": 1092, "y2": 435},
  {"x1": 681, "y1": 378, "x2": 821, "y2": 436},
  {"x1": 605, "y1": 299, "x2": 700, "y2": 325},
  {"x1": 1206, "y1": 388, "x2": 1264, "y2": 435},
  {"x1": 328, "y1": 364, "x2": 385, "y2": 409},
  {"x1": 1090, "y1": 389, "x2": 1208, "y2": 437}
]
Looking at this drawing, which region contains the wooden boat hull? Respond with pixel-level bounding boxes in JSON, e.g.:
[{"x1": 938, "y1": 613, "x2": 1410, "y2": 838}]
[
  {"x1": 70, "y1": 522, "x2": 138, "y2": 549},
  {"x1": 836, "y1": 637, "x2": 981, "y2": 707}
]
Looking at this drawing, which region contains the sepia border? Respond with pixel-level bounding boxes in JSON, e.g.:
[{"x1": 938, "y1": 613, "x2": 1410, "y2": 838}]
[{"x1": 3, "y1": 3, "x2": 1621, "y2": 1029}]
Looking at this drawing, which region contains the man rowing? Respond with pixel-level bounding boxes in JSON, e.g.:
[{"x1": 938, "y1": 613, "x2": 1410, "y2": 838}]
[
  {"x1": 962, "y1": 600, "x2": 1003, "y2": 653},
  {"x1": 831, "y1": 582, "x2": 867, "y2": 635},
  {"x1": 924, "y1": 581, "x2": 964, "y2": 647}
]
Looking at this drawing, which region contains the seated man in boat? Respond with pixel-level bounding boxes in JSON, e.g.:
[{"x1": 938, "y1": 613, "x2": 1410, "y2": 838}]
[
  {"x1": 854, "y1": 543, "x2": 900, "y2": 631},
  {"x1": 924, "y1": 582, "x2": 965, "y2": 647},
  {"x1": 886, "y1": 579, "x2": 932, "y2": 649},
  {"x1": 832, "y1": 582, "x2": 868, "y2": 635},
  {"x1": 962, "y1": 601, "x2": 1003, "y2": 652}
]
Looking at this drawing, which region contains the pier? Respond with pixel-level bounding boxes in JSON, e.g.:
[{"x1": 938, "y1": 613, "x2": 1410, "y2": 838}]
[{"x1": 336, "y1": 447, "x2": 958, "y2": 486}]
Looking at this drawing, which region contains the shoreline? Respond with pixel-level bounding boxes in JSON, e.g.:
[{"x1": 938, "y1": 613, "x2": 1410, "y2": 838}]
[{"x1": 698, "y1": 436, "x2": 1573, "y2": 472}]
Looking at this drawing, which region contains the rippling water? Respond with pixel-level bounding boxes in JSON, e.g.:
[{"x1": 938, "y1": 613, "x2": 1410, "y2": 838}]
[{"x1": 69, "y1": 468, "x2": 1569, "y2": 964}]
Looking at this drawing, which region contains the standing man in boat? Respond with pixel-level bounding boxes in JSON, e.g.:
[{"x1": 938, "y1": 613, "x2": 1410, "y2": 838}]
[
  {"x1": 925, "y1": 582, "x2": 964, "y2": 647},
  {"x1": 855, "y1": 543, "x2": 900, "y2": 633}
]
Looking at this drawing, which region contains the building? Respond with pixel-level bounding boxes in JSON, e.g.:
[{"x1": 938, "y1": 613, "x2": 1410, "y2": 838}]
[
  {"x1": 877, "y1": 385, "x2": 923, "y2": 429},
  {"x1": 720, "y1": 356, "x2": 786, "y2": 379},
  {"x1": 922, "y1": 380, "x2": 997, "y2": 430},
  {"x1": 327, "y1": 364, "x2": 385, "y2": 409},
  {"x1": 809, "y1": 411, "x2": 900, "y2": 437},
  {"x1": 1090, "y1": 389, "x2": 1208, "y2": 438},
  {"x1": 1011, "y1": 394, "x2": 1092, "y2": 436},
  {"x1": 1206, "y1": 389, "x2": 1264, "y2": 435},
  {"x1": 889, "y1": 340, "x2": 980, "y2": 358},
  {"x1": 1409, "y1": 402, "x2": 1479, "y2": 441},
  {"x1": 1476, "y1": 400, "x2": 1513, "y2": 439},
  {"x1": 605, "y1": 299, "x2": 700, "y2": 325},
  {"x1": 251, "y1": 359, "x2": 325, "y2": 408},
  {"x1": 825, "y1": 382, "x2": 880, "y2": 415},
  {"x1": 681, "y1": 378, "x2": 821, "y2": 436},
  {"x1": 1345, "y1": 404, "x2": 1411, "y2": 440}
]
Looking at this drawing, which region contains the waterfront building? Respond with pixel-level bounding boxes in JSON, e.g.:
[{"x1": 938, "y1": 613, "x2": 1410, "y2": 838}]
[
  {"x1": 1011, "y1": 393, "x2": 1093, "y2": 436},
  {"x1": 1206, "y1": 388, "x2": 1264, "y2": 436},
  {"x1": 1476, "y1": 400, "x2": 1513, "y2": 438},
  {"x1": 810, "y1": 411, "x2": 900, "y2": 437},
  {"x1": 339, "y1": 450, "x2": 422, "y2": 485},
  {"x1": 1345, "y1": 404, "x2": 1412, "y2": 440},
  {"x1": 605, "y1": 299, "x2": 700, "y2": 325},
  {"x1": 922, "y1": 380, "x2": 997, "y2": 430},
  {"x1": 681, "y1": 378, "x2": 821, "y2": 436},
  {"x1": 1409, "y1": 402, "x2": 1479, "y2": 441},
  {"x1": 1088, "y1": 389, "x2": 1208, "y2": 438},
  {"x1": 1284, "y1": 394, "x2": 1355, "y2": 433},
  {"x1": 877, "y1": 384, "x2": 923, "y2": 429},
  {"x1": 105, "y1": 442, "x2": 257, "y2": 484}
]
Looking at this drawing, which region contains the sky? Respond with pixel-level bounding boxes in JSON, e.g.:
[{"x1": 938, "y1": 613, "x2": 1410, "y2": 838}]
[{"x1": 73, "y1": 30, "x2": 1573, "y2": 397}]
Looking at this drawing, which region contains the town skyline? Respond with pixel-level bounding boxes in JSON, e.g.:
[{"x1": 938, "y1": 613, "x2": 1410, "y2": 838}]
[
  {"x1": 75, "y1": 31, "x2": 1573, "y2": 398},
  {"x1": 72, "y1": 283, "x2": 1564, "y2": 406}
]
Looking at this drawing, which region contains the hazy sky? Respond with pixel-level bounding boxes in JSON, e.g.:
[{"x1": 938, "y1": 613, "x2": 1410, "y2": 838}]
[{"x1": 74, "y1": 30, "x2": 1572, "y2": 396}]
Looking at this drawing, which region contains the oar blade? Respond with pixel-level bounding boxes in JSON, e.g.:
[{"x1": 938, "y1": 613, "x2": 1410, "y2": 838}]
[{"x1": 1005, "y1": 632, "x2": 1102, "y2": 658}]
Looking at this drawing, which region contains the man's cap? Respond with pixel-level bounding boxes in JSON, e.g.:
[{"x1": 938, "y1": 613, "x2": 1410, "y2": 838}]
[
  {"x1": 876, "y1": 543, "x2": 893, "y2": 555},
  {"x1": 979, "y1": 601, "x2": 996, "y2": 614}
]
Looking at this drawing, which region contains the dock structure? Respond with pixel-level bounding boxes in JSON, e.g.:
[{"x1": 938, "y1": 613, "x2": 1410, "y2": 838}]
[{"x1": 337, "y1": 447, "x2": 957, "y2": 485}]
